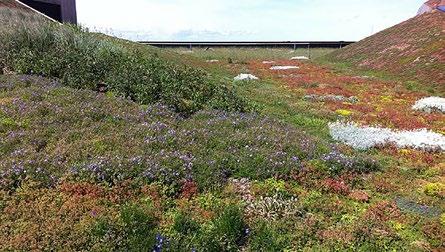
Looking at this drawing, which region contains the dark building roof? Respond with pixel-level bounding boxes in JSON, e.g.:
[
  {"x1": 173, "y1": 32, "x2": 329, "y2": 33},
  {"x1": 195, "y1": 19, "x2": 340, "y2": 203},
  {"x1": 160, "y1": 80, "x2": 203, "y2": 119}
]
[{"x1": 14, "y1": 0, "x2": 77, "y2": 24}]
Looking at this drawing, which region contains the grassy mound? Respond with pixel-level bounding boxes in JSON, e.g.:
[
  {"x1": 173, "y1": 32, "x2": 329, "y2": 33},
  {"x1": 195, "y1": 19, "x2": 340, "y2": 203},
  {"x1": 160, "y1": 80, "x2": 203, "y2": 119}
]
[
  {"x1": 0, "y1": 8, "x2": 249, "y2": 114},
  {"x1": 0, "y1": 75, "x2": 386, "y2": 251},
  {"x1": 0, "y1": 75, "x2": 339, "y2": 192},
  {"x1": 325, "y1": 12, "x2": 445, "y2": 89}
]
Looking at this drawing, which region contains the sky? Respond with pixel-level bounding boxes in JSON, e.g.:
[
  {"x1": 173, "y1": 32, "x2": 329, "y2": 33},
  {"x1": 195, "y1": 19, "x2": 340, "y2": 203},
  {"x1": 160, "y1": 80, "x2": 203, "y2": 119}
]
[{"x1": 77, "y1": 0, "x2": 426, "y2": 41}]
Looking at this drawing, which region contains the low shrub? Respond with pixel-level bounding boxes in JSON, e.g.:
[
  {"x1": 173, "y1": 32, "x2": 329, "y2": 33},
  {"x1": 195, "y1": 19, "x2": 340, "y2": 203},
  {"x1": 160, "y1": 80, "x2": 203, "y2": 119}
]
[
  {"x1": 172, "y1": 212, "x2": 200, "y2": 235},
  {"x1": 208, "y1": 205, "x2": 247, "y2": 251},
  {"x1": 120, "y1": 203, "x2": 158, "y2": 249},
  {"x1": 166, "y1": 205, "x2": 247, "y2": 251},
  {"x1": 322, "y1": 178, "x2": 350, "y2": 195},
  {"x1": 248, "y1": 221, "x2": 289, "y2": 251},
  {"x1": 91, "y1": 202, "x2": 158, "y2": 251}
]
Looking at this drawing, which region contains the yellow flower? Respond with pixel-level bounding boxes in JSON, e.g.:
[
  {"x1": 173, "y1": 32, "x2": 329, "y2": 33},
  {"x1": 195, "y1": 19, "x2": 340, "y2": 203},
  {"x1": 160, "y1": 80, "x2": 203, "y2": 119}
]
[
  {"x1": 392, "y1": 221, "x2": 404, "y2": 231},
  {"x1": 336, "y1": 109, "x2": 353, "y2": 116},
  {"x1": 400, "y1": 149, "x2": 411, "y2": 155},
  {"x1": 424, "y1": 183, "x2": 445, "y2": 197},
  {"x1": 0, "y1": 98, "x2": 13, "y2": 105},
  {"x1": 380, "y1": 95, "x2": 392, "y2": 102}
]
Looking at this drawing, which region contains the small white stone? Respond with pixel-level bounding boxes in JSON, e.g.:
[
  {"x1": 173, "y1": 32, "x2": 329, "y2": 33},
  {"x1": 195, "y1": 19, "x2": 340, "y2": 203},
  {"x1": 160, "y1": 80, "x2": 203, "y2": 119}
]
[
  {"x1": 234, "y1": 74, "x2": 259, "y2": 81},
  {"x1": 262, "y1": 61, "x2": 275, "y2": 64},
  {"x1": 270, "y1": 66, "x2": 299, "y2": 70},
  {"x1": 206, "y1": 59, "x2": 219, "y2": 63},
  {"x1": 291, "y1": 56, "x2": 309, "y2": 60}
]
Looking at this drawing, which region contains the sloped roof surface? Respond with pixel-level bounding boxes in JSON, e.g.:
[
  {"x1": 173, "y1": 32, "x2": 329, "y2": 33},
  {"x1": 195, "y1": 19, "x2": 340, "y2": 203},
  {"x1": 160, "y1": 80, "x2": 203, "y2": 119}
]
[
  {"x1": 424, "y1": 0, "x2": 445, "y2": 8},
  {"x1": 327, "y1": 11, "x2": 445, "y2": 88},
  {"x1": 0, "y1": 0, "x2": 32, "y2": 11},
  {"x1": 0, "y1": 0, "x2": 30, "y2": 10}
]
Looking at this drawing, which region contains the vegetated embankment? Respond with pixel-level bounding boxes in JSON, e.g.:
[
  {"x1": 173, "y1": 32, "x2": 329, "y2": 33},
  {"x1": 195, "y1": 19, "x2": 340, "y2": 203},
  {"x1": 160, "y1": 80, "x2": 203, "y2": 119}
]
[
  {"x1": 326, "y1": 11, "x2": 445, "y2": 89},
  {"x1": 0, "y1": 6, "x2": 249, "y2": 114}
]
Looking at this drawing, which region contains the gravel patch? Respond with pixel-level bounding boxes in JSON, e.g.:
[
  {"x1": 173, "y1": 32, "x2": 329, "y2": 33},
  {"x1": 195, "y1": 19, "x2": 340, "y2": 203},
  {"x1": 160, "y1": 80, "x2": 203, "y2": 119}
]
[
  {"x1": 412, "y1": 97, "x2": 445, "y2": 113},
  {"x1": 291, "y1": 56, "x2": 309, "y2": 60},
  {"x1": 329, "y1": 121, "x2": 445, "y2": 151}
]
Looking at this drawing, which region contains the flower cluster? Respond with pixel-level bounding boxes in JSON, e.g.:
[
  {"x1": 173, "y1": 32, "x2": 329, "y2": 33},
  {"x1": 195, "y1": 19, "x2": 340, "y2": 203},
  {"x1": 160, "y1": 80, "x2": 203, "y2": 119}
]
[
  {"x1": 395, "y1": 197, "x2": 441, "y2": 218},
  {"x1": 291, "y1": 56, "x2": 309, "y2": 60},
  {"x1": 229, "y1": 178, "x2": 254, "y2": 202},
  {"x1": 0, "y1": 75, "x2": 325, "y2": 192},
  {"x1": 245, "y1": 194, "x2": 302, "y2": 221},
  {"x1": 153, "y1": 234, "x2": 169, "y2": 252},
  {"x1": 270, "y1": 66, "x2": 299, "y2": 70},
  {"x1": 304, "y1": 94, "x2": 359, "y2": 104},
  {"x1": 321, "y1": 149, "x2": 379, "y2": 174}
]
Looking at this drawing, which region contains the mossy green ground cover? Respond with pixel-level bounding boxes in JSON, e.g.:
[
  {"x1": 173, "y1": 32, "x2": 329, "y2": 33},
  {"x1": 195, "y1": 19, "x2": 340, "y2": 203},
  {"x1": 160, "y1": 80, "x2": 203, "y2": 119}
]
[
  {"x1": 0, "y1": 7, "x2": 444, "y2": 251},
  {"x1": 178, "y1": 47, "x2": 337, "y2": 140}
]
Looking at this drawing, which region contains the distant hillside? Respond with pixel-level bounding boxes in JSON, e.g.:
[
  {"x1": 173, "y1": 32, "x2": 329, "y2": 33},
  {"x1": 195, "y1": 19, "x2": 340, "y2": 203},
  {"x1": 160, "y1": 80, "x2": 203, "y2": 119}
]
[{"x1": 326, "y1": 11, "x2": 445, "y2": 88}]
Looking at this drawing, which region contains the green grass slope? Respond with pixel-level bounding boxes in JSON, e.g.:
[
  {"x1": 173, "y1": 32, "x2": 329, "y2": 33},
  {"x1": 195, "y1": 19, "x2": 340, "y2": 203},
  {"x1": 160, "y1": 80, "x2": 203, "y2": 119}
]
[{"x1": 325, "y1": 12, "x2": 445, "y2": 89}]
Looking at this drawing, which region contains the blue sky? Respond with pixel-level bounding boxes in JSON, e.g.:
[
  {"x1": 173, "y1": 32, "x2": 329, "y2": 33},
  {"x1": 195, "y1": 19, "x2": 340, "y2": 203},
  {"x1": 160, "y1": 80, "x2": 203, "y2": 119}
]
[{"x1": 77, "y1": 0, "x2": 425, "y2": 41}]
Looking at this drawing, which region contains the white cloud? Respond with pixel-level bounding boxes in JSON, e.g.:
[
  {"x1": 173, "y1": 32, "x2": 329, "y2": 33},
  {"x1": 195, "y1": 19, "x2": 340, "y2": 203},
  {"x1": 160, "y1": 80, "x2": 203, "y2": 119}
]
[{"x1": 77, "y1": 0, "x2": 426, "y2": 41}]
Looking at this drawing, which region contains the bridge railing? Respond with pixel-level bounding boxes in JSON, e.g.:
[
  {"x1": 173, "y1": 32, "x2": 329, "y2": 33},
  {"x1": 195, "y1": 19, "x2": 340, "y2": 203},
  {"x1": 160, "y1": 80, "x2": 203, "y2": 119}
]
[{"x1": 138, "y1": 41, "x2": 355, "y2": 50}]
